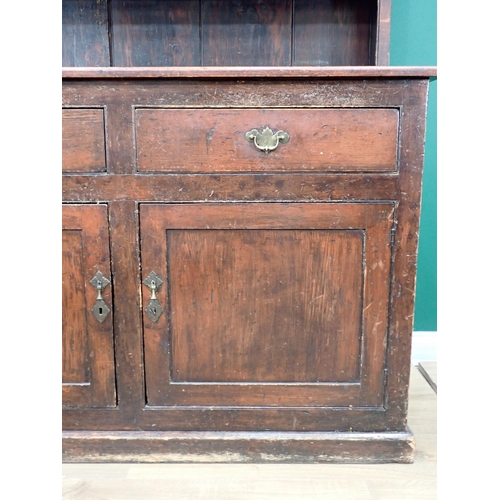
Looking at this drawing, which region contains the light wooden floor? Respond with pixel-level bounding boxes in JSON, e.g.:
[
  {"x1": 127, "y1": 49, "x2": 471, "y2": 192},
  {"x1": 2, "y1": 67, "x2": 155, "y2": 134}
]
[{"x1": 62, "y1": 364, "x2": 437, "y2": 499}]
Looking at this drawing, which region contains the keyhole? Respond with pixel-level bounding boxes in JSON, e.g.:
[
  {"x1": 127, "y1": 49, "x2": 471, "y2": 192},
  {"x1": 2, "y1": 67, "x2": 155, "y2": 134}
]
[
  {"x1": 150, "y1": 307, "x2": 156, "y2": 315},
  {"x1": 99, "y1": 307, "x2": 103, "y2": 315}
]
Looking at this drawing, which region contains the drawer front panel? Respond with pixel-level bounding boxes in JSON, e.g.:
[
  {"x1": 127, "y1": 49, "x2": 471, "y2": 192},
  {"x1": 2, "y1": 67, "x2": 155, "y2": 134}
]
[
  {"x1": 62, "y1": 108, "x2": 106, "y2": 172},
  {"x1": 135, "y1": 108, "x2": 399, "y2": 173}
]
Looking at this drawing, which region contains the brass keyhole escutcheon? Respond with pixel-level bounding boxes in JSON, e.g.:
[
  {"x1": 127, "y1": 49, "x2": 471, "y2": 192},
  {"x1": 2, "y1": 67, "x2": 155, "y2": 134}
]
[
  {"x1": 143, "y1": 271, "x2": 164, "y2": 322},
  {"x1": 89, "y1": 270, "x2": 111, "y2": 322}
]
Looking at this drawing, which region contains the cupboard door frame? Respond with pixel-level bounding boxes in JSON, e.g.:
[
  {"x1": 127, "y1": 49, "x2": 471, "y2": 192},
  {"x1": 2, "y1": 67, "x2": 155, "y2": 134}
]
[
  {"x1": 62, "y1": 204, "x2": 116, "y2": 408},
  {"x1": 141, "y1": 202, "x2": 394, "y2": 414}
]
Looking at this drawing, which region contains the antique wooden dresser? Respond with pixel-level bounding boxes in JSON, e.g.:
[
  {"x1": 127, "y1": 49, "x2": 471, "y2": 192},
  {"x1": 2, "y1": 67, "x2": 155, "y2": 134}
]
[{"x1": 62, "y1": 0, "x2": 436, "y2": 463}]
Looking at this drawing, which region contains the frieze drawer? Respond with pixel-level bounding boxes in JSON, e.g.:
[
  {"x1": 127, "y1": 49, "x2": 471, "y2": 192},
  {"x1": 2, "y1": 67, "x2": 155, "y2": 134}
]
[{"x1": 134, "y1": 108, "x2": 399, "y2": 174}]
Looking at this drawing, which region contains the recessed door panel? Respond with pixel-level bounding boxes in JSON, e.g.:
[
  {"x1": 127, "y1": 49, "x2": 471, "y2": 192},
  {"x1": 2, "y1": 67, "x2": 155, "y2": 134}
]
[{"x1": 169, "y1": 228, "x2": 363, "y2": 383}]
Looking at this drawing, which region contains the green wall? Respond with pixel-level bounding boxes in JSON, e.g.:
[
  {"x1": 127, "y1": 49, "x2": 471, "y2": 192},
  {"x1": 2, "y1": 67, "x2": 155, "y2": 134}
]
[{"x1": 390, "y1": 1, "x2": 437, "y2": 331}]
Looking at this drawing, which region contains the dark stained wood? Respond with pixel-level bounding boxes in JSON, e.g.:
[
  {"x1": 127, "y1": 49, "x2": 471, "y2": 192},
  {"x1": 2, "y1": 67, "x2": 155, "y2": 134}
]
[
  {"x1": 358, "y1": 206, "x2": 392, "y2": 406},
  {"x1": 62, "y1": 0, "x2": 395, "y2": 69},
  {"x1": 384, "y1": 80, "x2": 429, "y2": 428},
  {"x1": 62, "y1": 429, "x2": 415, "y2": 463},
  {"x1": 62, "y1": 108, "x2": 106, "y2": 173},
  {"x1": 62, "y1": 0, "x2": 110, "y2": 67},
  {"x1": 108, "y1": 201, "x2": 145, "y2": 409},
  {"x1": 62, "y1": 66, "x2": 437, "y2": 78},
  {"x1": 62, "y1": 173, "x2": 400, "y2": 202},
  {"x1": 62, "y1": 69, "x2": 432, "y2": 460},
  {"x1": 294, "y1": 0, "x2": 373, "y2": 66},
  {"x1": 141, "y1": 203, "x2": 392, "y2": 408},
  {"x1": 62, "y1": 405, "x2": 391, "y2": 432},
  {"x1": 169, "y1": 229, "x2": 363, "y2": 382},
  {"x1": 202, "y1": 0, "x2": 292, "y2": 66},
  {"x1": 135, "y1": 108, "x2": 399, "y2": 173},
  {"x1": 103, "y1": 103, "x2": 135, "y2": 174},
  {"x1": 142, "y1": 201, "x2": 388, "y2": 229},
  {"x1": 110, "y1": 0, "x2": 200, "y2": 66},
  {"x1": 62, "y1": 78, "x2": 409, "y2": 109},
  {"x1": 62, "y1": 204, "x2": 116, "y2": 408},
  {"x1": 62, "y1": 230, "x2": 89, "y2": 383},
  {"x1": 375, "y1": 0, "x2": 392, "y2": 65}
]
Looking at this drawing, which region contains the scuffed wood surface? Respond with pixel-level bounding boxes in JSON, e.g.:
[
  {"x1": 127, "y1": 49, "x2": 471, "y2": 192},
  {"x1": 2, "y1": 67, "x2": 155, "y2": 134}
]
[
  {"x1": 62, "y1": 0, "x2": 110, "y2": 67},
  {"x1": 63, "y1": 429, "x2": 414, "y2": 464},
  {"x1": 62, "y1": 76, "x2": 431, "y2": 453},
  {"x1": 135, "y1": 108, "x2": 399, "y2": 173},
  {"x1": 62, "y1": 66, "x2": 437, "y2": 78},
  {"x1": 62, "y1": 367, "x2": 436, "y2": 497},
  {"x1": 63, "y1": 174, "x2": 400, "y2": 202},
  {"x1": 62, "y1": 0, "x2": 394, "y2": 68},
  {"x1": 140, "y1": 203, "x2": 392, "y2": 410},
  {"x1": 62, "y1": 109, "x2": 106, "y2": 172},
  {"x1": 62, "y1": 205, "x2": 116, "y2": 408}
]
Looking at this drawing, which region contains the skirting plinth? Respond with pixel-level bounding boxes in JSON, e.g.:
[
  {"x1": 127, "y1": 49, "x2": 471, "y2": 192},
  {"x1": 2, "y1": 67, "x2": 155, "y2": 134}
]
[{"x1": 62, "y1": 429, "x2": 415, "y2": 464}]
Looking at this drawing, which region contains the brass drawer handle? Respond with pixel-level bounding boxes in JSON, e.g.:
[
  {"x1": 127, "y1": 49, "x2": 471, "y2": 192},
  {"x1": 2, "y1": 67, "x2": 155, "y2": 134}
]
[
  {"x1": 245, "y1": 127, "x2": 290, "y2": 154},
  {"x1": 143, "y1": 271, "x2": 164, "y2": 322},
  {"x1": 89, "y1": 271, "x2": 111, "y2": 323}
]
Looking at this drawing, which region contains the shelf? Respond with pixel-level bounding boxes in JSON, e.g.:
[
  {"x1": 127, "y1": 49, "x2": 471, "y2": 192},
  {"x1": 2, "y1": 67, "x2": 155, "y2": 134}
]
[{"x1": 62, "y1": 66, "x2": 437, "y2": 79}]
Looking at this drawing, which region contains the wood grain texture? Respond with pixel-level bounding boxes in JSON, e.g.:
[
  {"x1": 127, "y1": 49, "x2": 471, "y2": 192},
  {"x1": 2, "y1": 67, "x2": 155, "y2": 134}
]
[
  {"x1": 135, "y1": 108, "x2": 399, "y2": 173},
  {"x1": 169, "y1": 229, "x2": 363, "y2": 383},
  {"x1": 62, "y1": 368, "x2": 435, "y2": 494},
  {"x1": 62, "y1": 0, "x2": 110, "y2": 67},
  {"x1": 62, "y1": 429, "x2": 414, "y2": 463},
  {"x1": 108, "y1": 201, "x2": 145, "y2": 409},
  {"x1": 62, "y1": 108, "x2": 106, "y2": 173},
  {"x1": 62, "y1": 0, "x2": 395, "y2": 69},
  {"x1": 141, "y1": 203, "x2": 392, "y2": 409},
  {"x1": 62, "y1": 230, "x2": 89, "y2": 383},
  {"x1": 110, "y1": 0, "x2": 200, "y2": 66},
  {"x1": 62, "y1": 78, "x2": 409, "y2": 109},
  {"x1": 63, "y1": 173, "x2": 399, "y2": 203},
  {"x1": 63, "y1": 405, "x2": 390, "y2": 432},
  {"x1": 62, "y1": 66, "x2": 437, "y2": 78},
  {"x1": 376, "y1": 0, "x2": 392, "y2": 65},
  {"x1": 202, "y1": 0, "x2": 292, "y2": 66},
  {"x1": 383, "y1": 80, "x2": 429, "y2": 429},
  {"x1": 62, "y1": 204, "x2": 116, "y2": 408},
  {"x1": 61, "y1": 73, "x2": 431, "y2": 460},
  {"x1": 105, "y1": 103, "x2": 135, "y2": 174},
  {"x1": 293, "y1": 0, "x2": 374, "y2": 66}
]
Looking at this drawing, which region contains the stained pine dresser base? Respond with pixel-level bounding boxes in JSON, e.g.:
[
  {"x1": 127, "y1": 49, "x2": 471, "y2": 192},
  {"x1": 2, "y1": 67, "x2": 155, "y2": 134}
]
[{"x1": 62, "y1": 429, "x2": 415, "y2": 464}]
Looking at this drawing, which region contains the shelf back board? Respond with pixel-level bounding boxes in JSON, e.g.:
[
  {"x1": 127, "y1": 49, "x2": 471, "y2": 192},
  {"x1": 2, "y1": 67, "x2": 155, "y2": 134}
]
[{"x1": 62, "y1": 0, "x2": 391, "y2": 67}]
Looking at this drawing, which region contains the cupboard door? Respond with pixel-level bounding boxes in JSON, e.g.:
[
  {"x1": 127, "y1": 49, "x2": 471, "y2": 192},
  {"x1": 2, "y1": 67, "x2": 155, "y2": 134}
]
[
  {"x1": 141, "y1": 203, "x2": 393, "y2": 416},
  {"x1": 62, "y1": 204, "x2": 116, "y2": 407}
]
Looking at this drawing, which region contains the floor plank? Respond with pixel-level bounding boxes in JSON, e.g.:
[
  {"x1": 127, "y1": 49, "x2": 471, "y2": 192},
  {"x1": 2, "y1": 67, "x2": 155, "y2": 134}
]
[
  {"x1": 418, "y1": 361, "x2": 437, "y2": 393},
  {"x1": 62, "y1": 366, "x2": 437, "y2": 499}
]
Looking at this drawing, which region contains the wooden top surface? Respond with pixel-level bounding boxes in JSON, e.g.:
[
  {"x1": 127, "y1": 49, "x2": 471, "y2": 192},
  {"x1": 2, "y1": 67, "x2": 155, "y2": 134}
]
[{"x1": 62, "y1": 66, "x2": 437, "y2": 79}]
